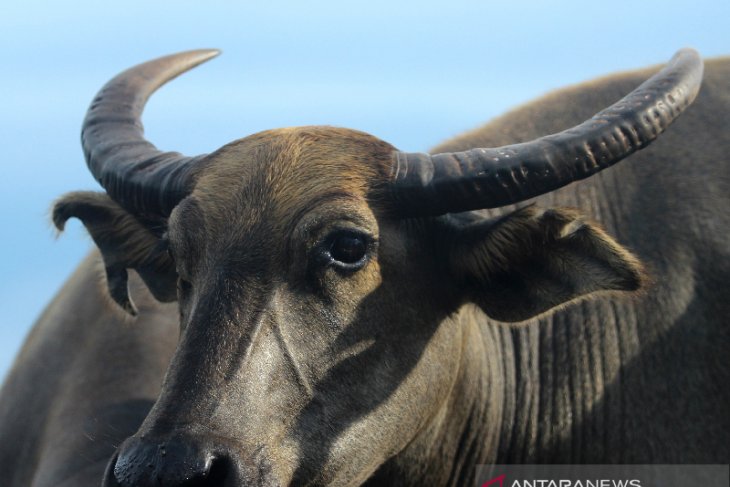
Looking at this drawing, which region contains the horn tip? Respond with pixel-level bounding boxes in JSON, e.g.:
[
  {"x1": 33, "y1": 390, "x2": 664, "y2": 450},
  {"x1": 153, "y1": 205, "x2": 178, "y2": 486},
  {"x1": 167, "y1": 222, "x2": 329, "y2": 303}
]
[
  {"x1": 193, "y1": 48, "x2": 222, "y2": 60},
  {"x1": 673, "y1": 47, "x2": 702, "y2": 69},
  {"x1": 675, "y1": 47, "x2": 700, "y2": 57},
  {"x1": 671, "y1": 47, "x2": 703, "y2": 72},
  {"x1": 178, "y1": 48, "x2": 222, "y2": 68}
]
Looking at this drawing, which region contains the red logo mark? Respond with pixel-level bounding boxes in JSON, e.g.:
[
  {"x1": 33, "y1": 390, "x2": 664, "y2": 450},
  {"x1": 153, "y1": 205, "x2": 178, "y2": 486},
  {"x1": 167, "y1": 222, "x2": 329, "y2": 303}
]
[{"x1": 482, "y1": 473, "x2": 506, "y2": 487}]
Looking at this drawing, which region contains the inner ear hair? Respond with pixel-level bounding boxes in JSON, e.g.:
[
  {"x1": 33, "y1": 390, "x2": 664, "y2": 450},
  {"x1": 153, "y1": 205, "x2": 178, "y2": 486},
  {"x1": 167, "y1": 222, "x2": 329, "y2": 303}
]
[
  {"x1": 53, "y1": 191, "x2": 178, "y2": 315},
  {"x1": 446, "y1": 206, "x2": 646, "y2": 322}
]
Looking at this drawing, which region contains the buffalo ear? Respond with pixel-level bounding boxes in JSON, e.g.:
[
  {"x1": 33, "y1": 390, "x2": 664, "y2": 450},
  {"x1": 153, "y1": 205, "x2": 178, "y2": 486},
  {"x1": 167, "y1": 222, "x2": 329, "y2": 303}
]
[
  {"x1": 446, "y1": 206, "x2": 645, "y2": 322},
  {"x1": 53, "y1": 191, "x2": 178, "y2": 315}
]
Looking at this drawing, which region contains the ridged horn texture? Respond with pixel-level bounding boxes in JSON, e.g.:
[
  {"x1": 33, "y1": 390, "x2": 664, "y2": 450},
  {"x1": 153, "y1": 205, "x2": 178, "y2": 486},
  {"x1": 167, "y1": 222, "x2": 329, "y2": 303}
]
[
  {"x1": 81, "y1": 49, "x2": 220, "y2": 217},
  {"x1": 390, "y1": 48, "x2": 704, "y2": 216}
]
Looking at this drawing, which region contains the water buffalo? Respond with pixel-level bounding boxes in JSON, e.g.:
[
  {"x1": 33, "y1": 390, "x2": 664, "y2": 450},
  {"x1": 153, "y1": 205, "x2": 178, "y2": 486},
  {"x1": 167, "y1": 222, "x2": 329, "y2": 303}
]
[{"x1": 1, "y1": 48, "x2": 727, "y2": 486}]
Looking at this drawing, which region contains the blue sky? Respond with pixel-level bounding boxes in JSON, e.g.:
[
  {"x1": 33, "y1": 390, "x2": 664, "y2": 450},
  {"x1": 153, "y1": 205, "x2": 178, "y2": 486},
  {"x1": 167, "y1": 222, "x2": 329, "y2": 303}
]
[{"x1": 1, "y1": 0, "x2": 727, "y2": 379}]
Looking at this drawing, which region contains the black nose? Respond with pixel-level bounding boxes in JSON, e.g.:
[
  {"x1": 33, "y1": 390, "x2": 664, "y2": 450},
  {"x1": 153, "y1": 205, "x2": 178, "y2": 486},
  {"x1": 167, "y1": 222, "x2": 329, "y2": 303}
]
[{"x1": 104, "y1": 436, "x2": 232, "y2": 487}]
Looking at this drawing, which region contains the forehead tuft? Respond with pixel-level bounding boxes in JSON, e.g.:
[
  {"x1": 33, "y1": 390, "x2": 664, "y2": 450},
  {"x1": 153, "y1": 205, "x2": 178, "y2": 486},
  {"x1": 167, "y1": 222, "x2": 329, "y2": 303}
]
[{"x1": 188, "y1": 126, "x2": 396, "y2": 229}]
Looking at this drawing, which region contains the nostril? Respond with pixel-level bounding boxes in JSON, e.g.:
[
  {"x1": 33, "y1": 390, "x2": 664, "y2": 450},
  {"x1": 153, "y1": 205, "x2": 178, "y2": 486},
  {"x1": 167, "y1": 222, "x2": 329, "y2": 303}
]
[
  {"x1": 186, "y1": 455, "x2": 232, "y2": 487},
  {"x1": 206, "y1": 456, "x2": 233, "y2": 485}
]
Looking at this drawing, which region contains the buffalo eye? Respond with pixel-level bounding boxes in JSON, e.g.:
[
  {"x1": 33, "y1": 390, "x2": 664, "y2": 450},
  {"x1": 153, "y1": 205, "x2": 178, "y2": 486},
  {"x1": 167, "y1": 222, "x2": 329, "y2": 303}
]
[{"x1": 327, "y1": 232, "x2": 369, "y2": 270}]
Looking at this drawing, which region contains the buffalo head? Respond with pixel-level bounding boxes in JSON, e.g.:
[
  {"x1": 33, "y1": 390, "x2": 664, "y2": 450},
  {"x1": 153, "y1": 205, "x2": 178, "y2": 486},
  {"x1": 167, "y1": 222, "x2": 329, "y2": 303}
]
[{"x1": 53, "y1": 49, "x2": 702, "y2": 485}]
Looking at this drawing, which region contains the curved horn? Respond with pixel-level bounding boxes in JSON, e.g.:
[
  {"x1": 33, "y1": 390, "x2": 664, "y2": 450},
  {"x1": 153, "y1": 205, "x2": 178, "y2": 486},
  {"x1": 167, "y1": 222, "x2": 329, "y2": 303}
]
[
  {"x1": 391, "y1": 48, "x2": 703, "y2": 216},
  {"x1": 82, "y1": 49, "x2": 220, "y2": 217}
]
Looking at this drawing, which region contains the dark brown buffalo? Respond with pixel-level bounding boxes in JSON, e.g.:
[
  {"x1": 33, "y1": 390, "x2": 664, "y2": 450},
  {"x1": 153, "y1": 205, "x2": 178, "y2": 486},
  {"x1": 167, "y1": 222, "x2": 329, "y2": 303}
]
[{"x1": 0, "y1": 49, "x2": 727, "y2": 486}]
